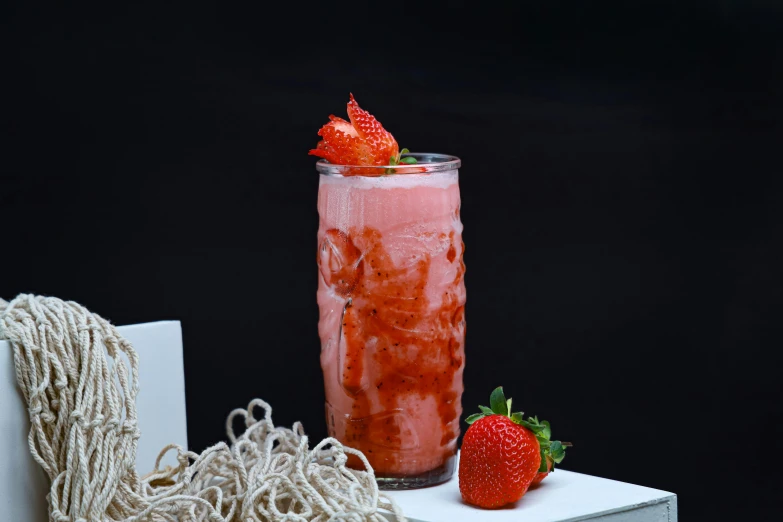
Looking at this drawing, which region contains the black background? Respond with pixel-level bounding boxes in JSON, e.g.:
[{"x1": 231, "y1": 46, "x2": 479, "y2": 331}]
[{"x1": 4, "y1": 2, "x2": 782, "y2": 520}]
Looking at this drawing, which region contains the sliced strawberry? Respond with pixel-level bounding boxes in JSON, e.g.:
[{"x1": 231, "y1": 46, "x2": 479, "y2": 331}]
[
  {"x1": 309, "y1": 94, "x2": 400, "y2": 169},
  {"x1": 311, "y1": 115, "x2": 373, "y2": 166},
  {"x1": 346, "y1": 93, "x2": 398, "y2": 162}
]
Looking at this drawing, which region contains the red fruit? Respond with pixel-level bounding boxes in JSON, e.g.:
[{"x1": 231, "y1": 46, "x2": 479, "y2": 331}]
[
  {"x1": 459, "y1": 414, "x2": 541, "y2": 508},
  {"x1": 346, "y1": 94, "x2": 398, "y2": 158},
  {"x1": 459, "y1": 387, "x2": 570, "y2": 508},
  {"x1": 309, "y1": 94, "x2": 399, "y2": 168},
  {"x1": 530, "y1": 458, "x2": 552, "y2": 487}
]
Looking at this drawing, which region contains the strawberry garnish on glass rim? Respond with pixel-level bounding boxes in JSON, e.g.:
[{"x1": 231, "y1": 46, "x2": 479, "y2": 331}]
[{"x1": 309, "y1": 94, "x2": 418, "y2": 175}]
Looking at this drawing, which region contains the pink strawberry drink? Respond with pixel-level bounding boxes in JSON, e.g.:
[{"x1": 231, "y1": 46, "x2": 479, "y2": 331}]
[{"x1": 317, "y1": 154, "x2": 466, "y2": 487}]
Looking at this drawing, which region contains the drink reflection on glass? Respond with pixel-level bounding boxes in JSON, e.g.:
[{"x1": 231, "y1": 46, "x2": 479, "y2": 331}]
[{"x1": 316, "y1": 153, "x2": 466, "y2": 489}]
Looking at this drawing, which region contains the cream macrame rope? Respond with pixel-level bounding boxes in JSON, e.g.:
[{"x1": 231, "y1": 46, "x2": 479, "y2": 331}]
[{"x1": 0, "y1": 294, "x2": 405, "y2": 522}]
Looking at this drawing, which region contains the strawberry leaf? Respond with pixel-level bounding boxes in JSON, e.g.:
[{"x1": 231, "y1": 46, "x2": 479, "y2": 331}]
[
  {"x1": 518, "y1": 419, "x2": 546, "y2": 435},
  {"x1": 539, "y1": 457, "x2": 550, "y2": 473},
  {"x1": 489, "y1": 387, "x2": 508, "y2": 416},
  {"x1": 400, "y1": 156, "x2": 418, "y2": 164},
  {"x1": 523, "y1": 415, "x2": 569, "y2": 473},
  {"x1": 510, "y1": 412, "x2": 525, "y2": 424},
  {"x1": 541, "y1": 420, "x2": 552, "y2": 440},
  {"x1": 479, "y1": 405, "x2": 494, "y2": 416},
  {"x1": 550, "y1": 441, "x2": 566, "y2": 463},
  {"x1": 465, "y1": 413, "x2": 484, "y2": 425}
]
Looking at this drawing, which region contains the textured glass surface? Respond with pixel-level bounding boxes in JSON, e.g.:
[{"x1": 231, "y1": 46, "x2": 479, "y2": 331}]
[{"x1": 317, "y1": 162, "x2": 466, "y2": 489}]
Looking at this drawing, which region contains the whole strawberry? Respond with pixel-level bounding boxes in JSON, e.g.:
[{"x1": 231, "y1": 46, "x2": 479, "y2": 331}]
[
  {"x1": 459, "y1": 387, "x2": 569, "y2": 508},
  {"x1": 526, "y1": 415, "x2": 568, "y2": 487}
]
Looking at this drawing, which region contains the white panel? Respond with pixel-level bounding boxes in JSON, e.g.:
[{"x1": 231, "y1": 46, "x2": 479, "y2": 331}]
[
  {"x1": 0, "y1": 321, "x2": 188, "y2": 521},
  {"x1": 121, "y1": 321, "x2": 189, "y2": 473}
]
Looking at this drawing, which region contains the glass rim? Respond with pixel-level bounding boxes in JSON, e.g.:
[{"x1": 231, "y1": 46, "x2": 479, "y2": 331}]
[{"x1": 316, "y1": 152, "x2": 461, "y2": 176}]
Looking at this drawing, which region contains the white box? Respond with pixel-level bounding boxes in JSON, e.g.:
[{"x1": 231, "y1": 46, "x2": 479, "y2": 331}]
[
  {"x1": 385, "y1": 456, "x2": 677, "y2": 522},
  {"x1": 3, "y1": 318, "x2": 677, "y2": 522},
  {"x1": 0, "y1": 321, "x2": 188, "y2": 522}
]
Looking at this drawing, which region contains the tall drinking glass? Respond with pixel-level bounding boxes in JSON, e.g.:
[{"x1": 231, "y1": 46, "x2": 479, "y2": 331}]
[{"x1": 316, "y1": 153, "x2": 466, "y2": 489}]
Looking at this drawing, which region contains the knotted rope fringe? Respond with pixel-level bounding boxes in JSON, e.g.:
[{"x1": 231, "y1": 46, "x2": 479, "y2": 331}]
[{"x1": 0, "y1": 295, "x2": 405, "y2": 522}]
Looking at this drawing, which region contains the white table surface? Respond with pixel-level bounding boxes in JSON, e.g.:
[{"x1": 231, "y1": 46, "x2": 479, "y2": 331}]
[{"x1": 384, "y1": 461, "x2": 676, "y2": 522}]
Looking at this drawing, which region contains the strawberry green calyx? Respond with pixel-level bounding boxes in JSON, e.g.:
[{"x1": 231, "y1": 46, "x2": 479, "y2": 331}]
[
  {"x1": 388, "y1": 148, "x2": 418, "y2": 166},
  {"x1": 517, "y1": 415, "x2": 570, "y2": 473},
  {"x1": 464, "y1": 386, "x2": 508, "y2": 424},
  {"x1": 465, "y1": 387, "x2": 571, "y2": 473}
]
